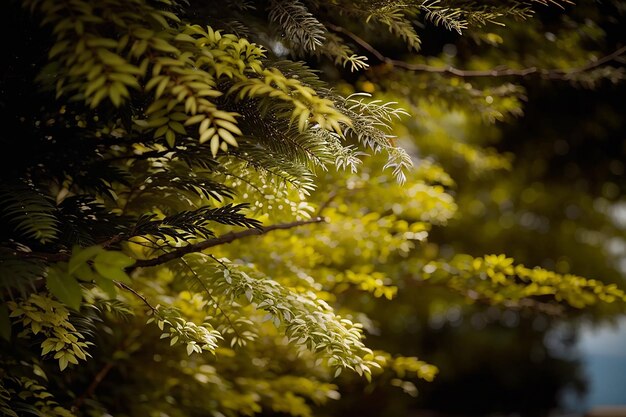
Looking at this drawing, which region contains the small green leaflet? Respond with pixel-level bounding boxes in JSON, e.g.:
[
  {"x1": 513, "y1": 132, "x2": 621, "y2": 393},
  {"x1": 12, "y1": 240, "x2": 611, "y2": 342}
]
[
  {"x1": 95, "y1": 276, "x2": 117, "y2": 299},
  {"x1": 68, "y1": 245, "x2": 104, "y2": 274},
  {"x1": 47, "y1": 267, "x2": 83, "y2": 311},
  {"x1": 74, "y1": 263, "x2": 100, "y2": 282},
  {"x1": 93, "y1": 251, "x2": 134, "y2": 283}
]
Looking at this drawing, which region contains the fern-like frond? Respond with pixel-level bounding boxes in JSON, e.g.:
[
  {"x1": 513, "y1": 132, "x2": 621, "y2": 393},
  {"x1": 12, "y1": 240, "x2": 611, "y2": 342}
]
[
  {"x1": 57, "y1": 196, "x2": 128, "y2": 247},
  {"x1": 227, "y1": 144, "x2": 317, "y2": 192},
  {"x1": 0, "y1": 363, "x2": 73, "y2": 416},
  {"x1": 225, "y1": 0, "x2": 256, "y2": 11},
  {"x1": 268, "y1": 0, "x2": 327, "y2": 53},
  {"x1": 213, "y1": 18, "x2": 253, "y2": 38},
  {"x1": 0, "y1": 184, "x2": 59, "y2": 244},
  {"x1": 270, "y1": 60, "x2": 328, "y2": 89},
  {"x1": 145, "y1": 172, "x2": 234, "y2": 202},
  {"x1": 180, "y1": 253, "x2": 378, "y2": 375},
  {"x1": 333, "y1": 93, "x2": 413, "y2": 183},
  {"x1": 72, "y1": 161, "x2": 132, "y2": 199},
  {"x1": 123, "y1": 167, "x2": 235, "y2": 214},
  {"x1": 315, "y1": 33, "x2": 369, "y2": 72},
  {"x1": 236, "y1": 102, "x2": 336, "y2": 169},
  {"x1": 421, "y1": 0, "x2": 571, "y2": 29},
  {"x1": 133, "y1": 203, "x2": 262, "y2": 242},
  {"x1": 367, "y1": 6, "x2": 422, "y2": 50},
  {"x1": 418, "y1": 1, "x2": 467, "y2": 34},
  {"x1": 311, "y1": 128, "x2": 365, "y2": 174},
  {"x1": 0, "y1": 251, "x2": 45, "y2": 298}
]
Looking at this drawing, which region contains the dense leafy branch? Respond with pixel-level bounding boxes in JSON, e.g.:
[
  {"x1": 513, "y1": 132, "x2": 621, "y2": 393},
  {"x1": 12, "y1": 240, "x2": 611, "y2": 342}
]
[
  {"x1": 327, "y1": 23, "x2": 626, "y2": 79},
  {"x1": 2, "y1": 0, "x2": 626, "y2": 415},
  {"x1": 9, "y1": 217, "x2": 326, "y2": 269},
  {"x1": 129, "y1": 217, "x2": 326, "y2": 270}
]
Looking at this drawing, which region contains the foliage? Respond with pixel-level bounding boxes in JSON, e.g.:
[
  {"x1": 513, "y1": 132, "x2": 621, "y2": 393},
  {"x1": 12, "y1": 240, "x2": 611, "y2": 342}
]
[{"x1": 1, "y1": 0, "x2": 625, "y2": 416}]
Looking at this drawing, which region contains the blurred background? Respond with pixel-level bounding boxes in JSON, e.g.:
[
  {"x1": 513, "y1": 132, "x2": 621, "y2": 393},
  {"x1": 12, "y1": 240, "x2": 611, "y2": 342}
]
[
  {"x1": 573, "y1": 318, "x2": 626, "y2": 410},
  {"x1": 324, "y1": 2, "x2": 626, "y2": 415}
]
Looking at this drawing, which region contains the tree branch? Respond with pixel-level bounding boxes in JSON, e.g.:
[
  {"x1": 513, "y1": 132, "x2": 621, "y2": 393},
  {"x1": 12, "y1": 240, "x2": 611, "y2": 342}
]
[
  {"x1": 327, "y1": 23, "x2": 626, "y2": 79},
  {"x1": 128, "y1": 217, "x2": 326, "y2": 271},
  {"x1": 99, "y1": 233, "x2": 127, "y2": 249},
  {"x1": 11, "y1": 249, "x2": 70, "y2": 263},
  {"x1": 72, "y1": 362, "x2": 114, "y2": 411},
  {"x1": 182, "y1": 255, "x2": 243, "y2": 340},
  {"x1": 410, "y1": 279, "x2": 564, "y2": 316},
  {"x1": 9, "y1": 219, "x2": 326, "y2": 272},
  {"x1": 315, "y1": 190, "x2": 339, "y2": 217},
  {"x1": 115, "y1": 281, "x2": 159, "y2": 313}
]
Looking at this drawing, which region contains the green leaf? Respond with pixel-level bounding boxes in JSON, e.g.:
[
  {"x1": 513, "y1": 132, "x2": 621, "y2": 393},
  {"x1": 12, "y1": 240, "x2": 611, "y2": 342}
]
[
  {"x1": 95, "y1": 276, "x2": 117, "y2": 299},
  {"x1": 68, "y1": 245, "x2": 104, "y2": 275},
  {"x1": 59, "y1": 355, "x2": 69, "y2": 371},
  {"x1": 93, "y1": 251, "x2": 135, "y2": 283},
  {"x1": 0, "y1": 304, "x2": 11, "y2": 341},
  {"x1": 46, "y1": 267, "x2": 83, "y2": 311},
  {"x1": 74, "y1": 263, "x2": 100, "y2": 282}
]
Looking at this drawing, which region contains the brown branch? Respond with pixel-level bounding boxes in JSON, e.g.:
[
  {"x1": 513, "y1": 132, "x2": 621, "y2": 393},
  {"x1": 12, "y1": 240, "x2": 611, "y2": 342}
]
[
  {"x1": 315, "y1": 191, "x2": 339, "y2": 217},
  {"x1": 72, "y1": 361, "x2": 114, "y2": 411},
  {"x1": 115, "y1": 281, "x2": 158, "y2": 313},
  {"x1": 129, "y1": 217, "x2": 326, "y2": 271},
  {"x1": 99, "y1": 233, "x2": 127, "y2": 249},
  {"x1": 12, "y1": 250, "x2": 70, "y2": 263},
  {"x1": 10, "y1": 219, "x2": 325, "y2": 273},
  {"x1": 410, "y1": 279, "x2": 564, "y2": 316},
  {"x1": 327, "y1": 23, "x2": 626, "y2": 79}
]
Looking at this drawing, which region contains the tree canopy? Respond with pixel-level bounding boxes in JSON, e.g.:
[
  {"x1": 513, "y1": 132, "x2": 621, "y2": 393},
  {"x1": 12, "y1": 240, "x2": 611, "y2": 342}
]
[{"x1": 1, "y1": 0, "x2": 626, "y2": 416}]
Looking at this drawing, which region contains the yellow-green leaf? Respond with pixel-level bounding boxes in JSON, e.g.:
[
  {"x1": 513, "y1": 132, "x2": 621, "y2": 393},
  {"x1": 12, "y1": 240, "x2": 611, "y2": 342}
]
[{"x1": 47, "y1": 267, "x2": 83, "y2": 311}]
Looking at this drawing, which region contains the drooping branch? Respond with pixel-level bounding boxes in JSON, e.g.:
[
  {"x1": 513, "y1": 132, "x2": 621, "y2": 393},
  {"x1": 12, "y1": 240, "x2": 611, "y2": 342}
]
[
  {"x1": 327, "y1": 23, "x2": 626, "y2": 79},
  {"x1": 128, "y1": 217, "x2": 326, "y2": 271},
  {"x1": 72, "y1": 361, "x2": 115, "y2": 412},
  {"x1": 115, "y1": 281, "x2": 159, "y2": 313},
  {"x1": 11, "y1": 218, "x2": 327, "y2": 270},
  {"x1": 315, "y1": 190, "x2": 339, "y2": 217},
  {"x1": 410, "y1": 279, "x2": 564, "y2": 316},
  {"x1": 180, "y1": 255, "x2": 243, "y2": 340},
  {"x1": 72, "y1": 281, "x2": 155, "y2": 412}
]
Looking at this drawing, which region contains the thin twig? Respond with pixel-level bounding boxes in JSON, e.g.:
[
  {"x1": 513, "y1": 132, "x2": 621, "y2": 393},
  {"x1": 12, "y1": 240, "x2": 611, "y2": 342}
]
[
  {"x1": 327, "y1": 23, "x2": 626, "y2": 79},
  {"x1": 129, "y1": 217, "x2": 326, "y2": 271},
  {"x1": 410, "y1": 279, "x2": 564, "y2": 316},
  {"x1": 99, "y1": 233, "x2": 126, "y2": 249},
  {"x1": 315, "y1": 190, "x2": 339, "y2": 217},
  {"x1": 178, "y1": 255, "x2": 244, "y2": 341},
  {"x1": 115, "y1": 281, "x2": 158, "y2": 313},
  {"x1": 72, "y1": 362, "x2": 114, "y2": 411},
  {"x1": 12, "y1": 250, "x2": 69, "y2": 263}
]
